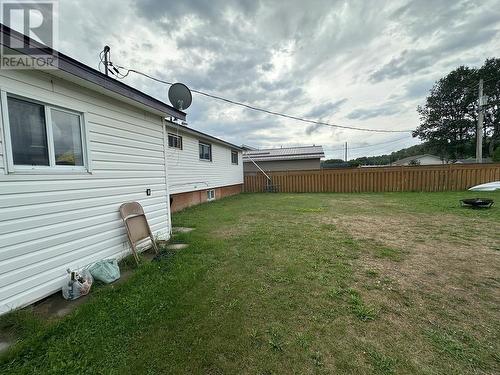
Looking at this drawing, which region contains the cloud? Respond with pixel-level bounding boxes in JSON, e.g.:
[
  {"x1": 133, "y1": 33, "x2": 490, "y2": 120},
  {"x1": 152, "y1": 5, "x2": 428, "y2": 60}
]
[
  {"x1": 306, "y1": 99, "x2": 348, "y2": 118},
  {"x1": 401, "y1": 79, "x2": 435, "y2": 100},
  {"x1": 346, "y1": 105, "x2": 402, "y2": 121},
  {"x1": 369, "y1": 5, "x2": 500, "y2": 82},
  {"x1": 54, "y1": 0, "x2": 500, "y2": 159},
  {"x1": 305, "y1": 124, "x2": 323, "y2": 135}
]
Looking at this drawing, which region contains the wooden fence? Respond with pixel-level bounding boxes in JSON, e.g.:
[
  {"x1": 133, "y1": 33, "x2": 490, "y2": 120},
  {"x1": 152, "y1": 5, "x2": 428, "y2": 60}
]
[{"x1": 244, "y1": 163, "x2": 500, "y2": 193}]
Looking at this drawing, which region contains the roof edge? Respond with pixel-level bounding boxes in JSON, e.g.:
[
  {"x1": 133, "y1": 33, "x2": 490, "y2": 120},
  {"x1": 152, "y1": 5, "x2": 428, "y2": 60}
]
[
  {"x1": 166, "y1": 122, "x2": 242, "y2": 151},
  {"x1": 0, "y1": 24, "x2": 185, "y2": 120}
]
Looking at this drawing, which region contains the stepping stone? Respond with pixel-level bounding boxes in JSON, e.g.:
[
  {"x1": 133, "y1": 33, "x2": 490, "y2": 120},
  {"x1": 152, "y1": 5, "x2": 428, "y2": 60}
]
[
  {"x1": 172, "y1": 227, "x2": 194, "y2": 233},
  {"x1": 166, "y1": 243, "x2": 189, "y2": 250}
]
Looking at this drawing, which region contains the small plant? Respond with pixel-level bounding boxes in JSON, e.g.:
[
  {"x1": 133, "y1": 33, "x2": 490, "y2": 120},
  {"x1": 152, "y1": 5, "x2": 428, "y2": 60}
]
[
  {"x1": 366, "y1": 348, "x2": 397, "y2": 374},
  {"x1": 366, "y1": 269, "x2": 379, "y2": 278},
  {"x1": 348, "y1": 289, "x2": 377, "y2": 321},
  {"x1": 310, "y1": 351, "x2": 324, "y2": 367},
  {"x1": 374, "y1": 246, "x2": 403, "y2": 262},
  {"x1": 267, "y1": 326, "x2": 285, "y2": 352}
]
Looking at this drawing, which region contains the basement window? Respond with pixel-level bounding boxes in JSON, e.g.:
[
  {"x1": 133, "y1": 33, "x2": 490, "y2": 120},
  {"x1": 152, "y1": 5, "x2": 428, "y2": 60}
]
[
  {"x1": 207, "y1": 189, "x2": 215, "y2": 201},
  {"x1": 1, "y1": 93, "x2": 89, "y2": 173},
  {"x1": 168, "y1": 133, "x2": 182, "y2": 149},
  {"x1": 231, "y1": 150, "x2": 238, "y2": 165}
]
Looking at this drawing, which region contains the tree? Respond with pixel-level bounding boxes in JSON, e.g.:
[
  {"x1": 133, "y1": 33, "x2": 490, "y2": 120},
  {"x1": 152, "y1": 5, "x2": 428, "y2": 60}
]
[
  {"x1": 414, "y1": 66, "x2": 478, "y2": 159},
  {"x1": 493, "y1": 147, "x2": 500, "y2": 162},
  {"x1": 414, "y1": 59, "x2": 500, "y2": 160},
  {"x1": 479, "y1": 58, "x2": 500, "y2": 155}
]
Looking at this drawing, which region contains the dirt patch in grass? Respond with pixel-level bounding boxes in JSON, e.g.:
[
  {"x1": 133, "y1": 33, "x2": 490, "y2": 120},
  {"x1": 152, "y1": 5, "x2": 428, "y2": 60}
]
[
  {"x1": 321, "y1": 209, "x2": 500, "y2": 373},
  {"x1": 326, "y1": 213, "x2": 499, "y2": 294},
  {"x1": 211, "y1": 216, "x2": 261, "y2": 239}
]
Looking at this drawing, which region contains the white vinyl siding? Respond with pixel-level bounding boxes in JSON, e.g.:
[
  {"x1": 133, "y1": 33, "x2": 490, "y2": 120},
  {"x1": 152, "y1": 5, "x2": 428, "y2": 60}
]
[
  {"x1": 0, "y1": 69, "x2": 170, "y2": 314},
  {"x1": 166, "y1": 125, "x2": 243, "y2": 194}
]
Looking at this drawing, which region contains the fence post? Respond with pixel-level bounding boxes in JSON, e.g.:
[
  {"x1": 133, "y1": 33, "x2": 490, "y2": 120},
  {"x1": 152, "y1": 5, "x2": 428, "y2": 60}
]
[
  {"x1": 399, "y1": 166, "x2": 403, "y2": 192},
  {"x1": 447, "y1": 163, "x2": 452, "y2": 191}
]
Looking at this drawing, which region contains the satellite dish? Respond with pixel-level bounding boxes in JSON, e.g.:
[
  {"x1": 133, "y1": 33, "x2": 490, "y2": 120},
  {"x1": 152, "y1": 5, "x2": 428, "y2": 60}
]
[{"x1": 168, "y1": 83, "x2": 192, "y2": 111}]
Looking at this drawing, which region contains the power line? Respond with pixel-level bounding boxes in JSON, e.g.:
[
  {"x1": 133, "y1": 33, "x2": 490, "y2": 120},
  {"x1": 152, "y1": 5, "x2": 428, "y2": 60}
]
[
  {"x1": 109, "y1": 63, "x2": 413, "y2": 134},
  {"x1": 324, "y1": 135, "x2": 412, "y2": 152}
]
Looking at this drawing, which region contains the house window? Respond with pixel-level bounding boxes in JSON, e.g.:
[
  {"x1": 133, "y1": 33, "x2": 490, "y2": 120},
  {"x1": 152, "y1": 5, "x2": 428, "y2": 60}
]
[
  {"x1": 199, "y1": 141, "x2": 212, "y2": 161},
  {"x1": 231, "y1": 150, "x2": 238, "y2": 165},
  {"x1": 3, "y1": 93, "x2": 87, "y2": 172},
  {"x1": 7, "y1": 97, "x2": 49, "y2": 166},
  {"x1": 207, "y1": 189, "x2": 215, "y2": 201},
  {"x1": 168, "y1": 133, "x2": 182, "y2": 149}
]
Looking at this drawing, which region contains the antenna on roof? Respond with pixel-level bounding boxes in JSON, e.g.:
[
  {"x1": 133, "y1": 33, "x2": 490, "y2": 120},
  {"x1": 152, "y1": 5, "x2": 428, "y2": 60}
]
[{"x1": 103, "y1": 46, "x2": 110, "y2": 76}]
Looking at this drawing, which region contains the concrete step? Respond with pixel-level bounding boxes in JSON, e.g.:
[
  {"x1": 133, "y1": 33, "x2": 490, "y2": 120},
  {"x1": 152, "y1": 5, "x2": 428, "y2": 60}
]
[
  {"x1": 172, "y1": 227, "x2": 194, "y2": 234},
  {"x1": 166, "y1": 243, "x2": 189, "y2": 250}
]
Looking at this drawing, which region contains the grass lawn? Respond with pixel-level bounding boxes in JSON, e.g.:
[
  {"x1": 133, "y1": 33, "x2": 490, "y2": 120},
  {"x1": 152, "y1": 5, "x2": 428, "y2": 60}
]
[{"x1": 1, "y1": 191, "x2": 499, "y2": 374}]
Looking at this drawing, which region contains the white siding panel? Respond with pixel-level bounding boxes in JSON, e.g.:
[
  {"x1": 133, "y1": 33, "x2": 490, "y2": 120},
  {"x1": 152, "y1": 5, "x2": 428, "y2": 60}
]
[
  {"x1": 0, "y1": 70, "x2": 171, "y2": 314},
  {"x1": 91, "y1": 142, "x2": 164, "y2": 159},
  {"x1": 166, "y1": 126, "x2": 243, "y2": 194},
  {"x1": 0, "y1": 199, "x2": 166, "y2": 235},
  {"x1": 89, "y1": 122, "x2": 163, "y2": 146},
  {"x1": 91, "y1": 132, "x2": 164, "y2": 153},
  {"x1": 0, "y1": 177, "x2": 166, "y2": 195}
]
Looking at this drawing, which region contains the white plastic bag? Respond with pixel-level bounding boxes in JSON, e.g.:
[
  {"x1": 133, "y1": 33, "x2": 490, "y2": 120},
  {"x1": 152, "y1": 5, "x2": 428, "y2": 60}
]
[{"x1": 62, "y1": 268, "x2": 93, "y2": 300}]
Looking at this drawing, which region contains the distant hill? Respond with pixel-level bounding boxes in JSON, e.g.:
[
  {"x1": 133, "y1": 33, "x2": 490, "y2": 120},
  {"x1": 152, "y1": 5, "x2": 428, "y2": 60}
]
[
  {"x1": 322, "y1": 141, "x2": 476, "y2": 168},
  {"x1": 350, "y1": 143, "x2": 437, "y2": 166}
]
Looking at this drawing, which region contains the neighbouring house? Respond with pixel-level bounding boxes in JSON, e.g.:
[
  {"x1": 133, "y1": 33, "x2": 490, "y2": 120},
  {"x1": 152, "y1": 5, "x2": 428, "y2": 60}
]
[
  {"x1": 0, "y1": 25, "x2": 241, "y2": 314},
  {"x1": 243, "y1": 146, "x2": 325, "y2": 173},
  {"x1": 166, "y1": 122, "x2": 243, "y2": 212},
  {"x1": 392, "y1": 154, "x2": 445, "y2": 166},
  {"x1": 454, "y1": 157, "x2": 492, "y2": 164}
]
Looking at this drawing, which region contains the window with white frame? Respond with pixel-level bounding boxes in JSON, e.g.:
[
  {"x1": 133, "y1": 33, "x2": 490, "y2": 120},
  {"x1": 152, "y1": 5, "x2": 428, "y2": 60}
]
[
  {"x1": 2, "y1": 93, "x2": 88, "y2": 172},
  {"x1": 199, "y1": 141, "x2": 212, "y2": 161},
  {"x1": 168, "y1": 133, "x2": 182, "y2": 149},
  {"x1": 207, "y1": 189, "x2": 215, "y2": 201},
  {"x1": 231, "y1": 150, "x2": 238, "y2": 165}
]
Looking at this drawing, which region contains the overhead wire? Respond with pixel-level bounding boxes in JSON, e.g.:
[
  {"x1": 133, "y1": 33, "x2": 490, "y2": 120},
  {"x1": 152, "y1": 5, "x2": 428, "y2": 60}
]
[
  {"x1": 348, "y1": 138, "x2": 414, "y2": 158},
  {"x1": 323, "y1": 136, "x2": 412, "y2": 152},
  {"x1": 108, "y1": 63, "x2": 414, "y2": 134}
]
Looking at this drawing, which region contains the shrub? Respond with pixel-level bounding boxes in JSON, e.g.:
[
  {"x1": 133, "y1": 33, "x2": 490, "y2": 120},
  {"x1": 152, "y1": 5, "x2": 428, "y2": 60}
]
[{"x1": 493, "y1": 147, "x2": 500, "y2": 162}]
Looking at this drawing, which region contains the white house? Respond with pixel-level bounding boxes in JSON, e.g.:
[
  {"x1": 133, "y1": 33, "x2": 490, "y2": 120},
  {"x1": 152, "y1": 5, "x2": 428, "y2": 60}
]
[
  {"x1": 392, "y1": 154, "x2": 445, "y2": 166},
  {"x1": 166, "y1": 122, "x2": 243, "y2": 212},
  {"x1": 0, "y1": 25, "x2": 241, "y2": 314}
]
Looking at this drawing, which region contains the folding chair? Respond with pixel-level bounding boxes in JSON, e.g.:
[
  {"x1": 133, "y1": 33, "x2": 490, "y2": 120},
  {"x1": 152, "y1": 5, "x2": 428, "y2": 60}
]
[{"x1": 119, "y1": 202, "x2": 159, "y2": 265}]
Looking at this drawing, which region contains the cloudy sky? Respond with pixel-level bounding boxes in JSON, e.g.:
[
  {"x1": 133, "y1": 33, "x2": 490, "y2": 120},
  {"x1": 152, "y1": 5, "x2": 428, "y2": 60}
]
[{"x1": 57, "y1": 0, "x2": 500, "y2": 159}]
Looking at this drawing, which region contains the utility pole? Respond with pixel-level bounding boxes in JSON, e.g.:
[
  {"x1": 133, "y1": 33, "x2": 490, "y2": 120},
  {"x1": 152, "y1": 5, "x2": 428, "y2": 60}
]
[
  {"x1": 345, "y1": 142, "x2": 348, "y2": 162},
  {"x1": 476, "y1": 78, "x2": 484, "y2": 163}
]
